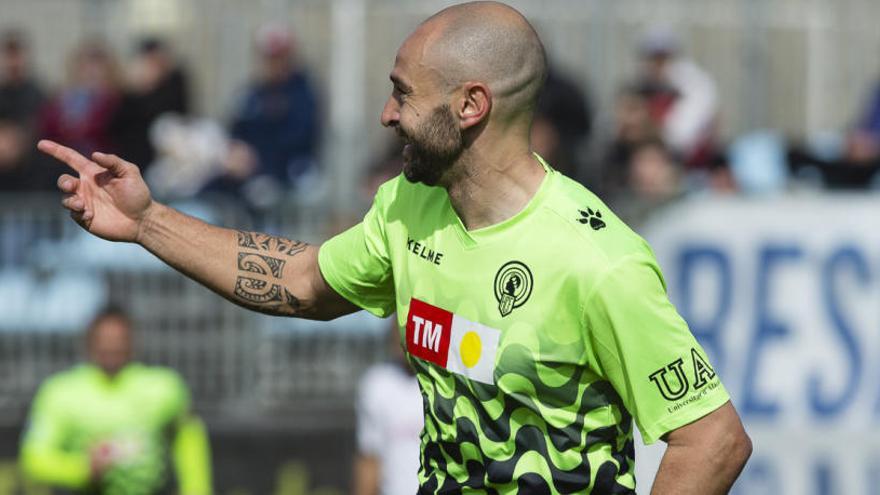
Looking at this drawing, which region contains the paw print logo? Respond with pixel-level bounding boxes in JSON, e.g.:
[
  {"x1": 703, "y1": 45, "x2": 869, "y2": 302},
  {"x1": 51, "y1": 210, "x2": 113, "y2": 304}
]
[{"x1": 578, "y1": 207, "x2": 606, "y2": 231}]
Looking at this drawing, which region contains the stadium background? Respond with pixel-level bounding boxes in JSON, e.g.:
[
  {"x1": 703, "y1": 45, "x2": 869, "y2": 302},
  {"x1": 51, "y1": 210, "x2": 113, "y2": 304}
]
[{"x1": 1, "y1": 0, "x2": 879, "y2": 493}]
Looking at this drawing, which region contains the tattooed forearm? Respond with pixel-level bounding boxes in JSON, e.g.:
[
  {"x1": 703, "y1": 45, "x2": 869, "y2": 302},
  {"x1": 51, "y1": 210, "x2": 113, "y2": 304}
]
[
  {"x1": 233, "y1": 277, "x2": 300, "y2": 314},
  {"x1": 236, "y1": 230, "x2": 260, "y2": 250},
  {"x1": 238, "y1": 252, "x2": 285, "y2": 277},
  {"x1": 233, "y1": 230, "x2": 308, "y2": 316},
  {"x1": 236, "y1": 231, "x2": 307, "y2": 256}
]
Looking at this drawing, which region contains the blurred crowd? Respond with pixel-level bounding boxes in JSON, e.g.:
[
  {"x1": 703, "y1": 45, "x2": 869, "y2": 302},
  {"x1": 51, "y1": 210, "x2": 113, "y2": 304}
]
[
  {"x1": 0, "y1": 24, "x2": 319, "y2": 210},
  {"x1": 2, "y1": 18, "x2": 880, "y2": 495},
  {"x1": 362, "y1": 15, "x2": 880, "y2": 227},
  {"x1": 2, "y1": 24, "x2": 880, "y2": 221},
  {"x1": 589, "y1": 27, "x2": 880, "y2": 224}
]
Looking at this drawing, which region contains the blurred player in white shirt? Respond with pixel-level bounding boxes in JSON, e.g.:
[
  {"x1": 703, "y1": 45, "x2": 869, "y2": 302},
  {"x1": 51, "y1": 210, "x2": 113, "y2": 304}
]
[{"x1": 353, "y1": 320, "x2": 423, "y2": 495}]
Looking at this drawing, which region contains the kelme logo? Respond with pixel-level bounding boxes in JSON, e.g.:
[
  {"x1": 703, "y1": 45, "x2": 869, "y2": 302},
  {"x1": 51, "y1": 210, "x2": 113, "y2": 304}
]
[{"x1": 494, "y1": 261, "x2": 533, "y2": 317}]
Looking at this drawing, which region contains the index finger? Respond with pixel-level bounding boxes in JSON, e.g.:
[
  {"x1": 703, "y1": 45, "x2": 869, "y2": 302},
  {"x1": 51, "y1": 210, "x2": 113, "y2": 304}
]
[{"x1": 37, "y1": 140, "x2": 93, "y2": 174}]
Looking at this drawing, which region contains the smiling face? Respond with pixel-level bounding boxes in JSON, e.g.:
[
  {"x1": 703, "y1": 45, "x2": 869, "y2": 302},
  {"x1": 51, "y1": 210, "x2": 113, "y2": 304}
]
[
  {"x1": 397, "y1": 102, "x2": 463, "y2": 186},
  {"x1": 378, "y1": 3, "x2": 548, "y2": 187},
  {"x1": 380, "y1": 33, "x2": 464, "y2": 187}
]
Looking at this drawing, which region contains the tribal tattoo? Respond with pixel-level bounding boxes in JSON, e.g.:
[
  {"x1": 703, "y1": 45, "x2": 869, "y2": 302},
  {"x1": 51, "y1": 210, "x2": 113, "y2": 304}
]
[
  {"x1": 233, "y1": 230, "x2": 308, "y2": 315},
  {"x1": 238, "y1": 252, "x2": 285, "y2": 278},
  {"x1": 236, "y1": 231, "x2": 307, "y2": 256}
]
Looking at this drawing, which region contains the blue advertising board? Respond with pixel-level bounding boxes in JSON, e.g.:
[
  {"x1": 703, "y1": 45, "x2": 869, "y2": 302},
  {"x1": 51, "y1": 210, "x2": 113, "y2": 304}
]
[{"x1": 635, "y1": 195, "x2": 880, "y2": 494}]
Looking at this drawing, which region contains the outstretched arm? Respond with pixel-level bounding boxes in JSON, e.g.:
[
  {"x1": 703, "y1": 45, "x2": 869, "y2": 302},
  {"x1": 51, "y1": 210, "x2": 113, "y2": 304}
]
[
  {"x1": 39, "y1": 140, "x2": 357, "y2": 320},
  {"x1": 136, "y1": 202, "x2": 354, "y2": 319}
]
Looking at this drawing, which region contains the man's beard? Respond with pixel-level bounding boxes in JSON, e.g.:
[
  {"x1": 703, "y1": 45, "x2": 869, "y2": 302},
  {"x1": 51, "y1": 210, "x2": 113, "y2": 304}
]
[{"x1": 398, "y1": 104, "x2": 463, "y2": 186}]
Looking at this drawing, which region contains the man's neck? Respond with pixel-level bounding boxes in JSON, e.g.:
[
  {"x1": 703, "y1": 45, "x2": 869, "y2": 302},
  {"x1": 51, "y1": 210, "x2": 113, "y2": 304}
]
[{"x1": 444, "y1": 144, "x2": 546, "y2": 231}]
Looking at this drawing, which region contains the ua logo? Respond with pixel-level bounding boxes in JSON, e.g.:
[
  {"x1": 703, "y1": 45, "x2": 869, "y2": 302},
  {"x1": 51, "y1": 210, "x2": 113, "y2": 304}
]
[
  {"x1": 691, "y1": 348, "x2": 717, "y2": 389},
  {"x1": 649, "y1": 348, "x2": 717, "y2": 402},
  {"x1": 649, "y1": 358, "x2": 689, "y2": 401}
]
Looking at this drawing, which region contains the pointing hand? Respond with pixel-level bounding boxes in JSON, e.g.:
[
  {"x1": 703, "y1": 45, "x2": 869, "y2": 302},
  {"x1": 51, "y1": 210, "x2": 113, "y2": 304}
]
[{"x1": 38, "y1": 140, "x2": 155, "y2": 243}]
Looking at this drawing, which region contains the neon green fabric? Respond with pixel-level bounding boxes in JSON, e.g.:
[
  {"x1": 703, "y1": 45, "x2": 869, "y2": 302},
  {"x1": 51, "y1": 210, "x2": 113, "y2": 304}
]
[
  {"x1": 173, "y1": 415, "x2": 212, "y2": 495},
  {"x1": 319, "y1": 156, "x2": 729, "y2": 494},
  {"x1": 20, "y1": 363, "x2": 212, "y2": 494}
]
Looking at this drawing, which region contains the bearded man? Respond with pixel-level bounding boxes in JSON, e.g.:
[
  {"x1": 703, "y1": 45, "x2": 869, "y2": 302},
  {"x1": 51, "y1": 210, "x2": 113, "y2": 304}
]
[{"x1": 39, "y1": 2, "x2": 750, "y2": 493}]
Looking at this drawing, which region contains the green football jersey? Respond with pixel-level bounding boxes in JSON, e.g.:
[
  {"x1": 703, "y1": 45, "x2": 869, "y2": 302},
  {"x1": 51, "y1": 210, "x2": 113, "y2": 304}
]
[
  {"x1": 319, "y1": 156, "x2": 729, "y2": 494},
  {"x1": 20, "y1": 363, "x2": 211, "y2": 495}
]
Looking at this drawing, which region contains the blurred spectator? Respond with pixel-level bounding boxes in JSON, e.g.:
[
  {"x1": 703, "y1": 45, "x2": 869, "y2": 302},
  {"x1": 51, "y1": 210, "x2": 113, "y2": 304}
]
[
  {"x1": 858, "y1": 79, "x2": 880, "y2": 148},
  {"x1": 787, "y1": 142, "x2": 880, "y2": 190},
  {"x1": 144, "y1": 114, "x2": 231, "y2": 199},
  {"x1": 600, "y1": 86, "x2": 660, "y2": 195},
  {"x1": 786, "y1": 82, "x2": 880, "y2": 189},
  {"x1": 20, "y1": 306, "x2": 212, "y2": 495},
  {"x1": 628, "y1": 139, "x2": 682, "y2": 201},
  {"x1": 531, "y1": 68, "x2": 592, "y2": 181},
  {"x1": 610, "y1": 139, "x2": 685, "y2": 225},
  {"x1": 112, "y1": 36, "x2": 191, "y2": 173},
  {"x1": 634, "y1": 27, "x2": 719, "y2": 168},
  {"x1": 38, "y1": 39, "x2": 121, "y2": 156},
  {"x1": 706, "y1": 158, "x2": 737, "y2": 194},
  {"x1": 352, "y1": 319, "x2": 422, "y2": 495},
  {"x1": 0, "y1": 30, "x2": 49, "y2": 191},
  {"x1": 0, "y1": 31, "x2": 43, "y2": 125},
  {"x1": 214, "y1": 23, "x2": 319, "y2": 199}
]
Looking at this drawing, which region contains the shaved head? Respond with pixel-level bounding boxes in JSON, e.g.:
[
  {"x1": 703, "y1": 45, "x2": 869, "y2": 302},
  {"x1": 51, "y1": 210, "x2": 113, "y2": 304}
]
[
  {"x1": 420, "y1": 1, "x2": 548, "y2": 123},
  {"x1": 381, "y1": 1, "x2": 548, "y2": 186}
]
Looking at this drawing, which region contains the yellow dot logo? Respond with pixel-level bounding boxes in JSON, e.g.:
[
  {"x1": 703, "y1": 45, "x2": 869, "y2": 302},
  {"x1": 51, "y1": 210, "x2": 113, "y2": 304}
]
[{"x1": 460, "y1": 331, "x2": 482, "y2": 368}]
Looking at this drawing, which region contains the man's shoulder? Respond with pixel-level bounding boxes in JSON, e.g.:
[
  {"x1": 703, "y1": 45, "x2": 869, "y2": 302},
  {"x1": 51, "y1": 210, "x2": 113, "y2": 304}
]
[
  {"x1": 126, "y1": 364, "x2": 186, "y2": 389},
  {"x1": 35, "y1": 365, "x2": 96, "y2": 401},
  {"x1": 541, "y1": 172, "x2": 654, "y2": 270},
  {"x1": 373, "y1": 174, "x2": 446, "y2": 215},
  {"x1": 41, "y1": 365, "x2": 87, "y2": 386},
  {"x1": 124, "y1": 364, "x2": 190, "y2": 412}
]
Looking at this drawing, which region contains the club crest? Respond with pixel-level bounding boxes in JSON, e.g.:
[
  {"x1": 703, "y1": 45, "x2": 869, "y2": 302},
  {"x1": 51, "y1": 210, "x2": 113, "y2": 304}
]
[{"x1": 494, "y1": 261, "x2": 533, "y2": 317}]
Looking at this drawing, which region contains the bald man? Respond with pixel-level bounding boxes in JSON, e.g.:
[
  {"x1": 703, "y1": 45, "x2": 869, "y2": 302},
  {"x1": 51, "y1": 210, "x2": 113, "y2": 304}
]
[{"x1": 39, "y1": 2, "x2": 750, "y2": 493}]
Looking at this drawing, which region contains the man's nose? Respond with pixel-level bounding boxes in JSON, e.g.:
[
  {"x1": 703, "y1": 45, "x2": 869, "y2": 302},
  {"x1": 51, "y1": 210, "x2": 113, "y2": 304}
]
[{"x1": 380, "y1": 96, "x2": 400, "y2": 127}]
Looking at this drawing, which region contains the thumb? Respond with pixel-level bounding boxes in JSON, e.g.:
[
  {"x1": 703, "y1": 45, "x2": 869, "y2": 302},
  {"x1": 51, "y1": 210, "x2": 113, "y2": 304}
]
[{"x1": 91, "y1": 152, "x2": 132, "y2": 176}]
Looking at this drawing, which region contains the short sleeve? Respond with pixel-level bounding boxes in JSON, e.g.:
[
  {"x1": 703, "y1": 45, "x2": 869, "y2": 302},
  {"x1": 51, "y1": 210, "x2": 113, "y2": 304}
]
[
  {"x1": 584, "y1": 254, "x2": 729, "y2": 445},
  {"x1": 319, "y1": 187, "x2": 395, "y2": 318}
]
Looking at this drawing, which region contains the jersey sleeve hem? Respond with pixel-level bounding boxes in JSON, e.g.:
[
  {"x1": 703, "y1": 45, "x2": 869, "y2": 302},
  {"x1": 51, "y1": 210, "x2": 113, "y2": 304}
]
[
  {"x1": 317, "y1": 245, "x2": 392, "y2": 318},
  {"x1": 639, "y1": 387, "x2": 731, "y2": 445}
]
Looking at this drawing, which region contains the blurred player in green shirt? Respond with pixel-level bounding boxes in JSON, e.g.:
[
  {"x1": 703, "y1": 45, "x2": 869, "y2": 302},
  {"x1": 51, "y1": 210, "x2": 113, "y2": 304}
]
[
  {"x1": 37, "y1": 2, "x2": 751, "y2": 493},
  {"x1": 20, "y1": 307, "x2": 212, "y2": 495}
]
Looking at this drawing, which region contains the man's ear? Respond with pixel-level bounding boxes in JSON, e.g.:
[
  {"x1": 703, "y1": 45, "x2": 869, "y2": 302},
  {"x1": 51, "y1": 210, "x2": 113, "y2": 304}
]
[{"x1": 458, "y1": 82, "x2": 491, "y2": 130}]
